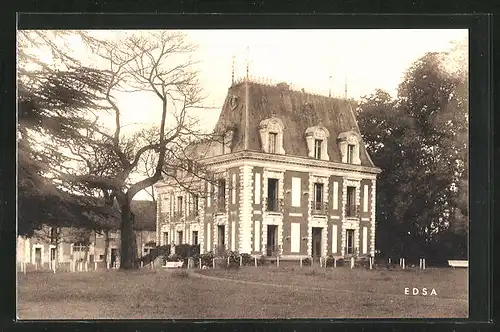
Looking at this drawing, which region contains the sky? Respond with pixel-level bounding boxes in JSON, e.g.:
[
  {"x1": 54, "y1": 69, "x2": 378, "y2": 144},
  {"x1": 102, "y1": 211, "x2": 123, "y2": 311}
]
[
  {"x1": 22, "y1": 29, "x2": 468, "y2": 201},
  {"x1": 82, "y1": 29, "x2": 468, "y2": 134}
]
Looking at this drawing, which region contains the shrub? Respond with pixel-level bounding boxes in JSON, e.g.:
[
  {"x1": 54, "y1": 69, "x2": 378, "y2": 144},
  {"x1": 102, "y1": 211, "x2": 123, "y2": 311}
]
[
  {"x1": 325, "y1": 255, "x2": 336, "y2": 267},
  {"x1": 226, "y1": 251, "x2": 241, "y2": 269},
  {"x1": 241, "y1": 253, "x2": 254, "y2": 266},
  {"x1": 302, "y1": 257, "x2": 311, "y2": 266},
  {"x1": 200, "y1": 251, "x2": 214, "y2": 268},
  {"x1": 175, "y1": 244, "x2": 200, "y2": 258}
]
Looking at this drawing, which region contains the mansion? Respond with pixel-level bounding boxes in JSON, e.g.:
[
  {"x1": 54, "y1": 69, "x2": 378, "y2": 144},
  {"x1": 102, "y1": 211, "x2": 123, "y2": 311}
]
[{"x1": 154, "y1": 78, "x2": 381, "y2": 260}]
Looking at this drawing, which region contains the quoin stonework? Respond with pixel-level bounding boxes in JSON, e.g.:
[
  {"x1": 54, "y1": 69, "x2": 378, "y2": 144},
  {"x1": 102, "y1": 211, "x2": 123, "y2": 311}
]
[{"x1": 155, "y1": 77, "x2": 382, "y2": 260}]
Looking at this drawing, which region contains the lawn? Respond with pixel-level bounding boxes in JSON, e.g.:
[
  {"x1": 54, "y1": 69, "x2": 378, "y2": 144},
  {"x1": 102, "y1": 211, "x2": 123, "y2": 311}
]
[{"x1": 17, "y1": 266, "x2": 468, "y2": 320}]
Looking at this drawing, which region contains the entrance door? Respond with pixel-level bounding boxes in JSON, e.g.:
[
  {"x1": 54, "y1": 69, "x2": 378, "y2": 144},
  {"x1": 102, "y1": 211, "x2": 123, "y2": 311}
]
[
  {"x1": 267, "y1": 225, "x2": 277, "y2": 256},
  {"x1": 312, "y1": 227, "x2": 322, "y2": 258},
  {"x1": 35, "y1": 248, "x2": 42, "y2": 265},
  {"x1": 217, "y1": 225, "x2": 225, "y2": 254}
]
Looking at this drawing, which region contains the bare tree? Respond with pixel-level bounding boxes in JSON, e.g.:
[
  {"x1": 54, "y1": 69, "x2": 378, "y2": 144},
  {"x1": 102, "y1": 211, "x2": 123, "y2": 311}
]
[{"x1": 59, "y1": 31, "x2": 226, "y2": 269}]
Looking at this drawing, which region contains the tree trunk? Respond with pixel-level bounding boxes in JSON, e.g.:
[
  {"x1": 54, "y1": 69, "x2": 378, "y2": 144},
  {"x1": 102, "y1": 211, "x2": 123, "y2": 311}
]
[{"x1": 120, "y1": 202, "x2": 137, "y2": 269}]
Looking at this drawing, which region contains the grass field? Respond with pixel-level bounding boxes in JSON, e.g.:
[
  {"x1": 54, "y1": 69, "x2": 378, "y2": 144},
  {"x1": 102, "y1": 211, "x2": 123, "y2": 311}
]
[{"x1": 17, "y1": 266, "x2": 468, "y2": 319}]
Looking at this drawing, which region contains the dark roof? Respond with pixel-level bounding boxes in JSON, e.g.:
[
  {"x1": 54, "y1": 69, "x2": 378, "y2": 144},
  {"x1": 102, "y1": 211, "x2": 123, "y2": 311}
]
[{"x1": 212, "y1": 80, "x2": 376, "y2": 167}]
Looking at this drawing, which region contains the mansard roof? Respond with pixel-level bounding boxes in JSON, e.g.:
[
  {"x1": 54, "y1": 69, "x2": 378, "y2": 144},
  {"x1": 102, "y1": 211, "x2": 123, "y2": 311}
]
[{"x1": 214, "y1": 80, "x2": 376, "y2": 167}]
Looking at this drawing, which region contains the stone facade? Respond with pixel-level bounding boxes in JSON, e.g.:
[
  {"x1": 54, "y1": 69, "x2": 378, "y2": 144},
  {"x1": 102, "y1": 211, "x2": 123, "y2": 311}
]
[{"x1": 154, "y1": 79, "x2": 381, "y2": 260}]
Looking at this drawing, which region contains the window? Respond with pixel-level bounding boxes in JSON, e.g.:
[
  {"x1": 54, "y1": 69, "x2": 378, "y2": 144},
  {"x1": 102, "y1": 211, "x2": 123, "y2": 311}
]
[
  {"x1": 266, "y1": 178, "x2": 279, "y2": 212},
  {"x1": 362, "y1": 226, "x2": 368, "y2": 254},
  {"x1": 313, "y1": 183, "x2": 324, "y2": 211},
  {"x1": 254, "y1": 173, "x2": 261, "y2": 204},
  {"x1": 177, "y1": 196, "x2": 183, "y2": 213},
  {"x1": 269, "y1": 132, "x2": 277, "y2": 153},
  {"x1": 306, "y1": 126, "x2": 330, "y2": 160},
  {"x1": 192, "y1": 231, "x2": 199, "y2": 245},
  {"x1": 163, "y1": 232, "x2": 169, "y2": 245},
  {"x1": 337, "y1": 131, "x2": 361, "y2": 164},
  {"x1": 363, "y1": 184, "x2": 369, "y2": 212},
  {"x1": 217, "y1": 179, "x2": 226, "y2": 212},
  {"x1": 291, "y1": 177, "x2": 301, "y2": 207},
  {"x1": 346, "y1": 229, "x2": 354, "y2": 254},
  {"x1": 192, "y1": 194, "x2": 199, "y2": 216},
  {"x1": 259, "y1": 117, "x2": 285, "y2": 154},
  {"x1": 346, "y1": 186, "x2": 356, "y2": 217},
  {"x1": 291, "y1": 223, "x2": 300, "y2": 253},
  {"x1": 347, "y1": 144, "x2": 355, "y2": 164},
  {"x1": 231, "y1": 173, "x2": 237, "y2": 204},
  {"x1": 332, "y1": 181, "x2": 339, "y2": 210},
  {"x1": 314, "y1": 139, "x2": 322, "y2": 159},
  {"x1": 177, "y1": 231, "x2": 183, "y2": 244}
]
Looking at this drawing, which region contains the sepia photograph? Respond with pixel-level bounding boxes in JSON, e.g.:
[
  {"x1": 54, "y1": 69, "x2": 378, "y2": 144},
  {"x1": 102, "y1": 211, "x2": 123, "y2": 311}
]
[{"x1": 17, "y1": 28, "x2": 469, "y2": 319}]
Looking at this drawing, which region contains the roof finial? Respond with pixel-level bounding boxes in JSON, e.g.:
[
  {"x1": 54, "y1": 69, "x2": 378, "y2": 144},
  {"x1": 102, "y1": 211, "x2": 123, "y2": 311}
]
[
  {"x1": 245, "y1": 46, "x2": 250, "y2": 81},
  {"x1": 344, "y1": 76, "x2": 348, "y2": 99},
  {"x1": 231, "y1": 55, "x2": 235, "y2": 84},
  {"x1": 329, "y1": 75, "x2": 332, "y2": 98}
]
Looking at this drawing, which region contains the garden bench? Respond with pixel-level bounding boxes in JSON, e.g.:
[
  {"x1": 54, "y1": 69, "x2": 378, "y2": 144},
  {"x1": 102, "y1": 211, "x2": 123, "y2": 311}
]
[
  {"x1": 448, "y1": 260, "x2": 468, "y2": 268},
  {"x1": 164, "y1": 261, "x2": 184, "y2": 269}
]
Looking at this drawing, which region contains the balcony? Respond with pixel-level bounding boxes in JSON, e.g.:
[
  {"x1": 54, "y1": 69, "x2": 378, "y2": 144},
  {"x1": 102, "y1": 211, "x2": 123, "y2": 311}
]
[
  {"x1": 311, "y1": 201, "x2": 328, "y2": 215},
  {"x1": 265, "y1": 198, "x2": 283, "y2": 213},
  {"x1": 345, "y1": 205, "x2": 360, "y2": 218}
]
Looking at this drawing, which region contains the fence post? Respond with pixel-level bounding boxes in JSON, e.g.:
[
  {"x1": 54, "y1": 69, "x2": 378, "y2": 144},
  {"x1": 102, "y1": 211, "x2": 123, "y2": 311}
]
[
  {"x1": 350, "y1": 257, "x2": 354, "y2": 269},
  {"x1": 95, "y1": 261, "x2": 97, "y2": 271},
  {"x1": 277, "y1": 255, "x2": 280, "y2": 268},
  {"x1": 239, "y1": 255, "x2": 242, "y2": 267},
  {"x1": 227, "y1": 256, "x2": 230, "y2": 267},
  {"x1": 402, "y1": 258, "x2": 405, "y2": 270},
  {"x1": 300, "y1": 257, "x2": 303, "y2": 268},
  {"x1": 254, "y1": 257, "x2": 257, "y2": 267},
  {"x1": 52, "y1": 261, "x2": 56, "y2": 273},
  {"x1": 333, "y1": 258, "x2": 336, "y2": 268},
  {"x1": 423, "y1": 258, "x2": 426, "y2": 270},
  {"x1": 369, "y1": 257, "x2": 373, "y2": 270},
  {"x1": 319, "y1": 257, "x2": 322, "y2": 268},
  {"x1": 199, "y1": 258, "x2": 202, "y2": 269},
  {"x1": 213, "y1": 258, "x2": 215, "y2": 269},
  {"x1": 85, "y1": 261, "x2": 88, "y2": 272},
  {"x1": 141, "y1": 261, "x2": 144, "y2": 268}
]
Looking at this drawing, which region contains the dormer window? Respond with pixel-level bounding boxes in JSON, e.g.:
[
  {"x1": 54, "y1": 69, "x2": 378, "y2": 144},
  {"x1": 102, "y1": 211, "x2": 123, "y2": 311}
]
[
  {"x1": 259, "y1": 117, "x2": 285, "y2": 154},
  {"x1": 338, "y1": 131, "x2": 361, "y2": 165},
  {"x1": 347, "y1": 144, "x2": 355, "y2": 164},
  {"x1": 314, "y1": 139, "x2": 322, "y2": 159},
  {"x1": 305, "y1": 126, "x2": 330, "y2": 161},
  {"x1": 269, "y1": 133, "x2": 278, "y2": 153}
]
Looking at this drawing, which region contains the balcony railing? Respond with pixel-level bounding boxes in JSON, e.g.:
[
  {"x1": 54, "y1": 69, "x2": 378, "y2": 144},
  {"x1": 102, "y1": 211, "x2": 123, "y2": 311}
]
[
  {"x1": 346, "y1": 205, "x2": 360, "y2": 218},
  {"x1": 265, "y1": 198, "x2": 284, "y2": 213},
  {"x1": 344, "y1": 247, "x2": 359, "y2": 256},
  {"x1": 312, "y1": 201, "x2": 328, "y2": 215},
  {"x1": 265, "y1": 244, "x2": 281, "y2": 257}
]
